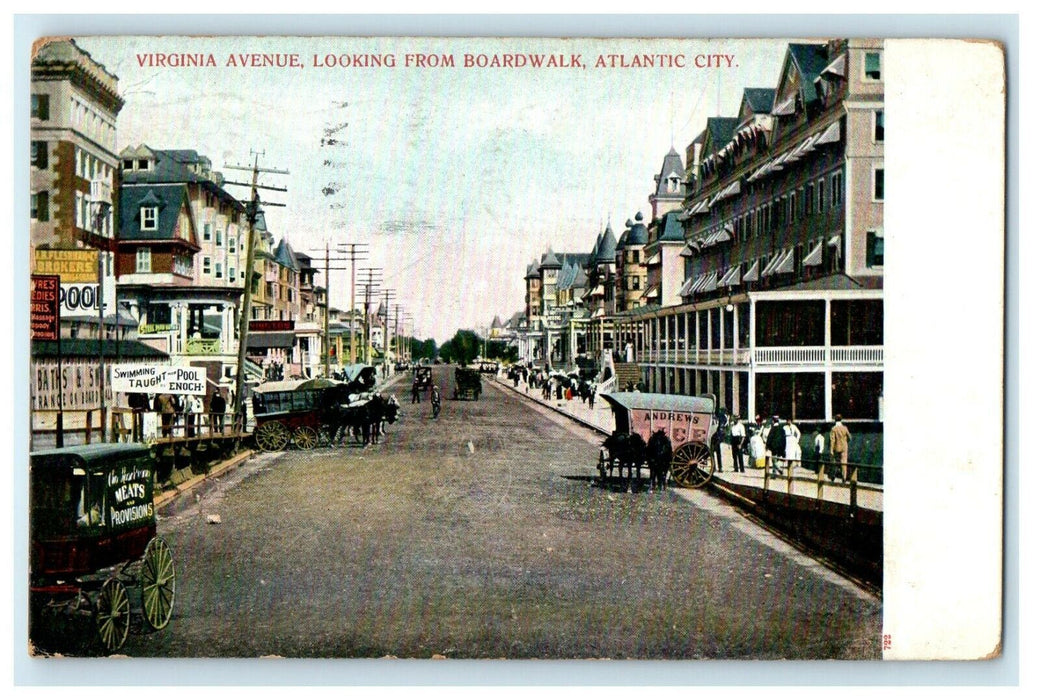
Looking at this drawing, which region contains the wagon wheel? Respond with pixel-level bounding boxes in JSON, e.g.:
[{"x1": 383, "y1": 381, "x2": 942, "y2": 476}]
[
  {"x1": 293, "y1": 425, "x2": 319, "y2": 450},
  {"x1": 670, "y1": 442, "x2": 715, "y2": 488},
  {"x1": 95, "y1": 578, "x2": 131, "y2": 653},
  {"x1": 141, "y1": 537, "x2": 176, "y2": 631},
  {"x1": 254, "y1": 421, "x2": 290, "y2": 451}
]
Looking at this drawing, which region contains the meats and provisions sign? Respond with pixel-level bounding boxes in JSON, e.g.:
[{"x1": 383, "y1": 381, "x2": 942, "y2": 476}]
[{"x1": 112, "y1": 365, "x2": 206, "y2": 395}]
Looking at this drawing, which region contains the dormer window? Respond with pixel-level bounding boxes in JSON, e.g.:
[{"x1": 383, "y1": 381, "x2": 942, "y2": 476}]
[
  {"x1": 140, "y1": 206, "x2": 158, "y2": 231},
  {"x1": 137, "y1": 158, "x2": 151, "y2": 171}
]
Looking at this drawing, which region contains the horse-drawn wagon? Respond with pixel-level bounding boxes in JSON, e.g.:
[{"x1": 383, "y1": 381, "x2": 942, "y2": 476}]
[
  {"x1": 251, "y1": 378, "x2": 341, "y2": 451},
  {"x1": 599, "y1": 392, "x2": 718, "y2": 489},
  {"x1": 413, "y1": 365, "x2": 433, "y2": 391},
  {"x1": 453, "y1": 367, "x2": 482, "y2": 400},
  {"x1": 30, "y1": 443, "x2": 176, "y2": 654}
]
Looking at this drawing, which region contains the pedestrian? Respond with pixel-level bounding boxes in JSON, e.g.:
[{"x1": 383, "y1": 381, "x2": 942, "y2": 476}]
[
  {"x1": 128, "y1": 392, "x2": 147, "y2": 441},
  {"x1": 712, "y1": 408, "x2": 729, "y2": 472},
  {"x1": 210, "y1": 390, "x2": 226, "y2": 433},
  {"x1": 411, "y1": 381, "x2": 421, "y2": 404},
  {"x1": 430, "y1": 384, "x2": 441, "y2": 418},
  {"x1": 588, "y1": 388, "x2": 596, "y2": 409},
  {"x1": 158, "y1": 393, "x2": 176, "y2": 438},
  {"x1": 784, "y1": 418, "x2": 802, "y2": 470},
  {"x1": 748, "y1": 428, "x2": 766, "y2": 469},
  {"x1": 829, "y1": 415, "x2": 852, "y2": 481},
  {"x1": 809, "y1": 425, "x2": 826, "y2": 477},
  {"x1": 729, "y1": 415, "x2": 746, "y2": 472},
  {"x1": 766, "y1": 416, "x2": 786, "y2": 475},
  {"x1": 184, "y1": 393, "x2": 202, "y2": 437}
]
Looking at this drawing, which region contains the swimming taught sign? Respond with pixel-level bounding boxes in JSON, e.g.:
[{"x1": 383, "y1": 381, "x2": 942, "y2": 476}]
[{"x1": 111, "y1": 365, "x2": 206, "y2": 395}]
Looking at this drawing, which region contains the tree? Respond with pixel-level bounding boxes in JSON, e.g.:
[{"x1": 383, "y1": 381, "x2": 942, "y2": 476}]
[{"x1": 439, "y1": 329, "x2": 481, "y2": 365}]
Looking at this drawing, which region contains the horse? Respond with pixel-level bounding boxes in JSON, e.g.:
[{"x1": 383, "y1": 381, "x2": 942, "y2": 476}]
[
  {"x1": 646, "y1": 429, "x2": 673, "y2": 493},
  {"x1": 601, "y1": 432, "x2": 647, "y2": 490}
]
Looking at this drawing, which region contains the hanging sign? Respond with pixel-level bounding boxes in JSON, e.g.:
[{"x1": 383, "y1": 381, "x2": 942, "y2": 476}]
[
  {"x1": 111, "y1": 365, "x2": 206, "y2": 395},
  {"x1": 30, "y1": 275, "x2": 60, "y2": 341}
]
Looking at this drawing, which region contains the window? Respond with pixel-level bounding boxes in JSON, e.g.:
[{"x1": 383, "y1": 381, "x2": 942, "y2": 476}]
[
  {"x1": 122, "y1": 159, "x2": 134, "y2": 171},
  {"x1": 229, "y1": 266, "x2": 236, "y2": 281},
  {"x1": 817, "y1": 178, "x2": 826, "y2": 212},
  {"x1": 140, "y1": 207, "x2": 158, "y2": 230},
  {"x1": 867, "y1": 231, "x2": 884, "y2": 267},
  {"x1": 31, "y1": 94, "x2": 49, "y2": 120},
  {"x1": 831, "y1": 171, "x2": 844, "y2": 208},
  {"x1": 874, "y1": 110, "x2": 885, "y2": 142},
  {"x1": 31, "y1": 141, "x2": 48, "y2": 169},
  {"x1": 215, "y1": 262, "x2": 223, "y2": 279},
  {"x1": 229, "y1": 236, "x2": 237, "y2": 253},
  {"x1": 203, "y1": 256, "x2": 211, "y2": 274},
  {"x1": 31, "y1": 191, "x2": 49, "y2": 221},
  {"x1": 864, "y1": 52, "x2": 882, "y2": 81},
  {"x1": 137, "y1": 158, "x2": 151, "y2": 171},
  {"x1": 216, "y1": 229, "x2": 223, "y2": 246},
  {"x1": 806, "y1": 182, "x2": 815, "y2": 215},
  {"x1": 873, "y1": 167, "x2": 885, "y2": 201},
  {"x1": 203, "y1": 223, "x2": 212, "y2": 241},
  {"x1": 136, "y1": 248, "x2": 152, "y2": 273}
]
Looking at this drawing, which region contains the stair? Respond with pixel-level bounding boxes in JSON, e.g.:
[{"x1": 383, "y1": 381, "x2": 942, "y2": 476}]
[{"x1": 612, "y1": 362, "x2": 643, "y2": 392}]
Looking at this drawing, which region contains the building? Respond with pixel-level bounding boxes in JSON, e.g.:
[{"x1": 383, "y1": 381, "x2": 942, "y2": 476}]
[{"x1": 634, "y1": 39, "x2": 884, "y2": 427}]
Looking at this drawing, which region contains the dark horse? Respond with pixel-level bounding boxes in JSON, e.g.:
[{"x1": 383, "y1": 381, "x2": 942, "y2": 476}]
[
  {"x1": 326, "y1": 393, "x2": 400, "y2": 446},
  {"x1": 646, "y1": 429, "x2": 673, "y2": 493},
  {"x1": 600, "y1": 432, "x2": 647, "y2": 491}
]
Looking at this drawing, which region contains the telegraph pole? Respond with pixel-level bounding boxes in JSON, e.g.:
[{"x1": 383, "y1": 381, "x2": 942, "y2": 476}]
[
  {"x1": 307, "y1": 242, "x2": 366, "y2": 376},
  {"x1": 358, "y1": 267, "x2": 381, "y2": 364},
  {"x1": 225, "y1": 152, "x2": 288, "y2": 428}
]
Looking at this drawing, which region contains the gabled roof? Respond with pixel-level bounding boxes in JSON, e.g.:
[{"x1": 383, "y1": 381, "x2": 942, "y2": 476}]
[
  {"x1": 654, "y1": 147, "x2": 686, "y2": 198},
  {"x1": 705, "y1": 117, "x2": 740, "y2": 152},
  {"x1": 743, "y1": 87, "x2": 777, "y2": 114},
  {"x1": 785, "y1": 43, "x2": 831, "y2": 105},
  {"x1": 525, "y1": 259, "x2": 541, "y2": 280},
  {"x1": 657, "y1": 211, "x2": 685, "y2": 242},
  {"x1": 119, "y1": 184, "x2": 197, "y2": 244},
  {"x1": 539, "y1": 248, "x2": 561, "y2": 270},
  {"x1": 595, "y1": 224, "x2": 617, "y2": 263},
  {"x1": 121, "y1": 147, "x2": 246, "y2": 213},
  {"x1": 273, "y1": 238, "x2": 301, "y2": 272}
]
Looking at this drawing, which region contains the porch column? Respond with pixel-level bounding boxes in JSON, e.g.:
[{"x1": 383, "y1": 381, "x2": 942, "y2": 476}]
[
  {"x1": 748, "y1": 299, "x2": 757, "y2": 421},
  {"x1": 824, "y1": 297, "x2": 833, "y2": 420},
  {"x1": 694, "y1": 310, "x2": 700, "y2": 365},
  {"x1": 222, "y1": 303, "x2": 234, "y2": 354},
  {"x1": 173, "y1": 302, "x2": 187, "y2": 353}
]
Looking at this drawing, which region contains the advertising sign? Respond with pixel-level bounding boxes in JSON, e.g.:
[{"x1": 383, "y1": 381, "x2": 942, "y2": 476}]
[
  {"x1": 249, "y1": 319, "x2": 295, "y2": 332},
  {"x1": 58, "y1": 282, "x2": 116, "y2": 316},
  {"x1": 30, "y1": 275, "x2": 60, "y2": 341},
  {"x1": 111, "y1": 365, "x2": 207, "y2": 395},
  {"x1": 33, "y1": 249, "x2": 98, "y2": 283},
  {"x1": 106, "y1": 461, "x2": 155, "y2": 530}
]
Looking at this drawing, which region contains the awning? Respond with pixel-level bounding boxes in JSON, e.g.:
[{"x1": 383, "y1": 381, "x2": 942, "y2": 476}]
[
  {"x1": 246, "y1": 332, "x2": 295, "y2": 350},
  {"x1": 828, "y1": 234, "x2": 842, "y2": 247},
  {"x1": 717, "y1": 180, "x2": 741, "y2": 202},
  {"x1": 742, "y1": 260, "x2": 760, "y2": 282},
  {"x1": 645, "y1": 251, "x2": 661, "y2": 266},
  {"x1": 772, "y1": 95, "x2": 796, "y2": 115},
  {"x1": 589, "y1": 284, "x2": 605, "y2": 297},
  {"x1": 772, "y1": 248, "x2": 795, "y2": 275},
  {"x1": 761, "y1": 250, "x2": 785, "y2": 277},
  {"x1": 802, "y1": 240, "x2": 824, "y2": 267},
  {"x1": 822, "y1": 53, "x2": 847, "y2": 78},
  {"x1": 701, "y1": 270, "x2": 719, "y2": 293},
  {"x1": 680, "y1": 243, "x2": 698, "y2": 257},
  {"x1": 816, "y1": 120, "x2": 841, "y2": 145},
  {"x1": 688, "y1": 273, "x2": 708, "y2": 294},
  {"x1": 678, "y1": 276, "x2": 697, "y2": 296},
  {"x1": 720, "y1": 265, "x2": 742, "y2": 287},
  {"x1": 642, "y1": 284, "x2": 660, "y2": 300},
  {"x1": 716, "y1": 224, "x2": 733, "y2": 244}
]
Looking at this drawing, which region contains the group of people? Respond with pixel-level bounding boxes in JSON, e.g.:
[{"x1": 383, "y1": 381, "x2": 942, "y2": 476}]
[
  {"x1": 714, "y1": 411, "x2": 853, "y2": 482},
  {"x1": 127, "y1": 390, "x2": 230, "y2": 439}
]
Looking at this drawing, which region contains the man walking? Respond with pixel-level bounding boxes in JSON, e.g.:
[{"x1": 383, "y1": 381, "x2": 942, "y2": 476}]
[
  {"x1": 829, "y1": 415, "x2": 852, "y2": 481},
  {"x1": 431, "y1": 384, "x2": 441, "y2": 418},
  {"x1": 210, "y1": 390, "x2": 226, "y2": 433},
  {"x1": 766, "y1": 416, "x2": 786, "y2": 476},
  {"x1": 729, "y1": 415, "x2": 746, "y2": 472}
]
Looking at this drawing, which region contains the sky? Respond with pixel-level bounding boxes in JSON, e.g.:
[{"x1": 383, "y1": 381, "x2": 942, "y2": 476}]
[{"x1": 76, "y1": 35, "x2": 791, "y2": 343}]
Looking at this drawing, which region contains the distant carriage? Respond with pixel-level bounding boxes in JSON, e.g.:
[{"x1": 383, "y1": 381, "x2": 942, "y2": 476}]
[
  {"x1": 413, "y1": 366, "x2": 433, "y2": 391},
  {"x1": 599, "y1": 392, "x2": 718, "y2": 489},
  {"x1": 30, "y1": 444, "x2": 176, "y2": 654},
  {"x1": 453, "y1": 367, "x2": 482, "y2": 400}
]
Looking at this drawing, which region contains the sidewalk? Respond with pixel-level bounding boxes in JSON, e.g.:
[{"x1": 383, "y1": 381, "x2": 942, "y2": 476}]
[{"x1": 495, "y1": 375, "x2": 882, "y2": 512}]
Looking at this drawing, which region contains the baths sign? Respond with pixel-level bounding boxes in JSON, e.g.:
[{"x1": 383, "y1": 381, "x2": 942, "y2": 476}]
[{"x1": 111, "y1": 365, "x2": 206, "y2": 395}]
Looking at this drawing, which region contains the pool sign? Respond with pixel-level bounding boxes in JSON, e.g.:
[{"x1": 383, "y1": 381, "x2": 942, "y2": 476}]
[{"x1": 111, "y1": 365, "x2": 206, "y2": 395}]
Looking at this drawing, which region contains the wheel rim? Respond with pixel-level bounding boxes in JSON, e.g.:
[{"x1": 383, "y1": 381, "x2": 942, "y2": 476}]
[
  {"x1": 670, "y1": 443, "x2": 715, "y2": 488},
  {"x1": 95, "y1": 578, "x2": 130, "y2": 652},
  {"x1": 255, "y1": 421, "x2": 289, "y2": 451},
  {"x1": 293, "y1": 426, "x2": 318, "y2": 449},
  {"x1": 141, "y1": 537, "x2": 176, "y2": 631}
]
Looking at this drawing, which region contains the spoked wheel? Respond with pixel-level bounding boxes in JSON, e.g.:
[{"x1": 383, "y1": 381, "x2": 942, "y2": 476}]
[
  {"x1": 141, "y1": 537, "x2": 176, "y2": 631},
  {"x1": 670, "y1": 442, "x2": 715, "y2": 488},
  {"x1": 95, "y1": 578, "x2": 131, "y2": 653},
  {"x1": 254, "y1": 421, "x2": 290, "y2": 451},
  {"x1": 293, "y1": 425, "x2": 319, "y2": 450}
]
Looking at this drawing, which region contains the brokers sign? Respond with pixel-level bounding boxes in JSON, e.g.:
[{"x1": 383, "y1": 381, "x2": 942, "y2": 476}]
[
  {"x1": 111, "y1": 365, "x2": 206, "y2": 395},
  {"x1": 34, "y1": 249, "x2": 99, "y2": 283}
]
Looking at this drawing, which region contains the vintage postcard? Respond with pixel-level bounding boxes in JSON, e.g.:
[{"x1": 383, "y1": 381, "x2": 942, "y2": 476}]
[{"x1": 20, "y1": 30, "x2": 1006, "y2": 673}]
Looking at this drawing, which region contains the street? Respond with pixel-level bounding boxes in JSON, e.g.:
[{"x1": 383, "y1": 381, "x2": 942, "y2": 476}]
[{"x1": 119, "y1": 366, "x2": 880, "y2": 659}]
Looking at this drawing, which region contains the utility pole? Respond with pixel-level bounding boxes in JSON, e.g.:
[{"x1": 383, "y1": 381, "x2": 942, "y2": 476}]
[
  {"x1": 307, "y1": 242, "x2": 366, "y2": 375},
  {"x1": 380, "y1": 288, "x2": 396, "y2": 375},
  {"x1": 358, "y1": 267, "x2": 381, "y2": 365},
  {"x1": 225, "y1": 152, "x2": 289, "y2": 429}
]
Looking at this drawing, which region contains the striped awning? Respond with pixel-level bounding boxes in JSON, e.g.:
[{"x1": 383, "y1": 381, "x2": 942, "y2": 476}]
[
  {"x1": 816, "y1": 120, "x2": 841, "y2": 145},
  {"x1": 742, "y1": 259, "x2": 760, "y2": 282},
  {"x1": 772, "y1": 95, "x2": 796, "y2": 115},
  {"x1": 761, "y1": 250, "x2": 785, "y2": 277},
  {"x1": 772, "y1": 248, "x2": 795, "y2": 275},
  {"x1": 802, "y1": 240, "x2": 824, "y2": 267},
  {"x1": 720, "y1": 265, "x2": 742, "y2": 287},
  {"x1": 822, "y1": 53, "x2": 847, "y2": 78},
  {"x1": 645, "y1": 251, "x2": 661, "y2": 266},
  {"x1": 642, "y1": 284, "x2": 660, "y2": 300}
]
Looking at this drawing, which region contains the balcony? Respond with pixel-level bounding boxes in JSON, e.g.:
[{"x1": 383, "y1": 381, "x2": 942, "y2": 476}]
[
  {"x1": 184, "y1": 337, "x2": 223, "y2": 355},
  {"x1": 637, "y1": 345, "x2": 883, "y2": 368}
]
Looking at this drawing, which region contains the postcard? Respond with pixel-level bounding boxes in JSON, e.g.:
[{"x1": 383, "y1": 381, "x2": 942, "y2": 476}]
[{"x1": 21, "y1": 32, "x2": 1006, "y2": 669}]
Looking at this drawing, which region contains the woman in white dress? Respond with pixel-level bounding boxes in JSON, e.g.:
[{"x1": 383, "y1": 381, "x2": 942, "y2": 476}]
[{"x1": 784, "y1": 418, "x2": 802, "y2": 468}]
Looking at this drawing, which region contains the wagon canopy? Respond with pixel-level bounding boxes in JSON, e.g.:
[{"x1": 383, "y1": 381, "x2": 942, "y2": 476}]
[
  {"x1": 339, "y1": 364, "x2": 377, "y2": 392},
  {"x1": 601, "y1": 392, "x2": 716, "y2": 446}
]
